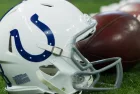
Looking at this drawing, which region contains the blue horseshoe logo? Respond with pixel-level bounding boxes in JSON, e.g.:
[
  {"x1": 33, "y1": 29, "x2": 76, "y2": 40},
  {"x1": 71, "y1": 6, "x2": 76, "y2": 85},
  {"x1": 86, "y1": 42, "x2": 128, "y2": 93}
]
[{"x1": 10, "y1": 14, "x2": 55, "y2": 62}]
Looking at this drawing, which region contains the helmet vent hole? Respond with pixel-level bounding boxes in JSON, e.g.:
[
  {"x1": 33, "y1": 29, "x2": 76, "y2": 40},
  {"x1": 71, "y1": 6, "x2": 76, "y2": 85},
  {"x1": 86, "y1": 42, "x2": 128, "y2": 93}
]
[
  {"x1": 41, "y1": 4, "x2": 53, "y2": 7},
  {"x1": 39, "y1": 65, "x2": 58, "y2": 76}
]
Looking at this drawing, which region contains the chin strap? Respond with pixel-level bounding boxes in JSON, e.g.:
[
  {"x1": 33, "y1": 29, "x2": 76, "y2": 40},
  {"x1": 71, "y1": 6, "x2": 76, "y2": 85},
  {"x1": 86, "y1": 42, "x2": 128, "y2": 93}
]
[{"x1": 37, "y1": 43, "x2": 70, "y2": 57}]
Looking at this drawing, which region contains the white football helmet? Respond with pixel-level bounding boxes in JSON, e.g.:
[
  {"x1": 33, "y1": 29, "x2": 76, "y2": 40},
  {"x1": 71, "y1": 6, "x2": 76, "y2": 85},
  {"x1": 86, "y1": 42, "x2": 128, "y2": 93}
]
[{"x1": 0, "y1": 0, "x2": 123, "y2": 94}]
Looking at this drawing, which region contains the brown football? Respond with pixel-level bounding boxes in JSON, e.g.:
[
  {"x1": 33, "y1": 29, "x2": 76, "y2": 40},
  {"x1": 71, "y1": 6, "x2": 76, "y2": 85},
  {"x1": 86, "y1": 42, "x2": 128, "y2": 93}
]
[
  {"x1": 118, "y1": 3, "x2": 140, "y2": 21},
  {"x1": 76, "y1": 11, "x2": 140, "y2": 72}
]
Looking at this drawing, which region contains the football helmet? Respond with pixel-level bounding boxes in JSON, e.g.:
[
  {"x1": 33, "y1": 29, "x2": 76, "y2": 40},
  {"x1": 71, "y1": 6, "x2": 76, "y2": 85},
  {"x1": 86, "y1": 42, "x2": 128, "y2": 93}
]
[{"x1": 0, "y1": 0, "x2": 123, "y2": 94}]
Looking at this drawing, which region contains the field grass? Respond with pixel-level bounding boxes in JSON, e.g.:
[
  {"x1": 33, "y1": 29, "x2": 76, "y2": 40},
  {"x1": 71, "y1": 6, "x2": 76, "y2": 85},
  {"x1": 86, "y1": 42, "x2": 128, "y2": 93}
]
[
  {"x1": 70, "y1": 0, "x2": 120, "y2": 14},
  {"x1": 1, "y1": 0, "x2": 140, "y2": 94}
]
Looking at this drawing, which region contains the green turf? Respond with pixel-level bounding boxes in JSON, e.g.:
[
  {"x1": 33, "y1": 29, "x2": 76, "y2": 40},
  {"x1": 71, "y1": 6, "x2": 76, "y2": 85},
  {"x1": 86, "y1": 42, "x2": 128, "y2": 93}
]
[
  {"x1": 0, "y1": 76, "x2": 7, "y2": 94},
  {"x1": 1, "y1": 0, "x2": 140, "y2": 94},
  {"x1": 0, "y1": 0, "x2": 22, "y2": 19}
]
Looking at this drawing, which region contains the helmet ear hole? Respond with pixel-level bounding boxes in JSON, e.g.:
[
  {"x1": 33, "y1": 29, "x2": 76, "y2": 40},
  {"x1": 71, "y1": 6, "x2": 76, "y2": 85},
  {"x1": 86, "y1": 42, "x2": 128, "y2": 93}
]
[{"x1": 39, "y1": 65, "x2": 59, "y2": 76}]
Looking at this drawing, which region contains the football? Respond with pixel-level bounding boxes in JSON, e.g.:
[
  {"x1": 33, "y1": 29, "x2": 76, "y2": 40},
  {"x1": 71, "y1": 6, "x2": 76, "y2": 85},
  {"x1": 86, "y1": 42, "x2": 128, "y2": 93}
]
[
  {"x1": 76, "y1": 11, "x2": 140, "y2": 72},
  {"x1": 118, "y1": 3, "x2": 140, "y2": 21}
]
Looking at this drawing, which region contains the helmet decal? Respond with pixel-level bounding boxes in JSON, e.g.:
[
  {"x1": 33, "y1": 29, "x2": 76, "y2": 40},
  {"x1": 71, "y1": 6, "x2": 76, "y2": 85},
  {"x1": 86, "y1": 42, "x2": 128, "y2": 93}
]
[
  {"x1": 31, "y1": 14, "x2": 55, "y2": 46},
  {"x1": 10, "y1": 14, "x2": 55, "y2": 62},
  {"x1": 13, "y1": 73, "x2": 30, "y2": 85}
]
